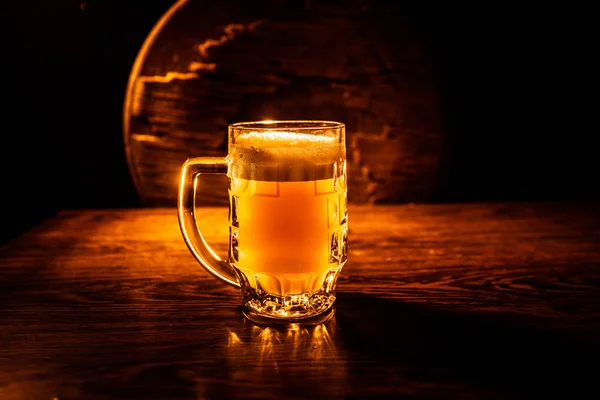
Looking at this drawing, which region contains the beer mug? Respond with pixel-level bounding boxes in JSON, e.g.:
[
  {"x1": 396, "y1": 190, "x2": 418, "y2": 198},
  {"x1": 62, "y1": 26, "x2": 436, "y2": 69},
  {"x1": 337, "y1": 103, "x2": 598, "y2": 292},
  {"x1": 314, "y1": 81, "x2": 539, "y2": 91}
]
[{"x1": 177, "y1": 121, "x2": 348, "y2": 324}]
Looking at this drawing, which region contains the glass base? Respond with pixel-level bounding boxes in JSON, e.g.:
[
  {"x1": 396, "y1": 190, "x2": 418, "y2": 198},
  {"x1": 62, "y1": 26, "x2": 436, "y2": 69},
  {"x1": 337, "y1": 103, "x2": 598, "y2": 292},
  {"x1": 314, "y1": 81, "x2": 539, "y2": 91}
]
[
  {"x1": 243, "y1": 302, "x2": 336, "y2": 326},
  {"x1": 241, "y1": 288, "x2": 336, "y2": 325},
  {"x1": 235, "y1": 266, "x2": 342, "y2": 325}
]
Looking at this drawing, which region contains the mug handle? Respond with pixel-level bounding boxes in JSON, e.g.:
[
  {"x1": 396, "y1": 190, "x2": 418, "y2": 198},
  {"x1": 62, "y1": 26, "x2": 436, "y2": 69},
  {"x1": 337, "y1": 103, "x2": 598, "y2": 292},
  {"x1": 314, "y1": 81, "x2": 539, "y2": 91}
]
[{"x1": 177, "y1": 157, "x2": 241, "y2": 289}]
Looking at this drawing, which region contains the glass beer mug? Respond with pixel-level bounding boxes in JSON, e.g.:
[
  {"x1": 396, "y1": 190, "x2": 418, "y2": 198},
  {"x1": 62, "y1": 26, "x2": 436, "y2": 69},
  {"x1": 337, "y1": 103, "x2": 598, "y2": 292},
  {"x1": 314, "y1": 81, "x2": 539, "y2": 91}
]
[{"x1": 177, "y1": 121, "x2": 348, "y2": 324}]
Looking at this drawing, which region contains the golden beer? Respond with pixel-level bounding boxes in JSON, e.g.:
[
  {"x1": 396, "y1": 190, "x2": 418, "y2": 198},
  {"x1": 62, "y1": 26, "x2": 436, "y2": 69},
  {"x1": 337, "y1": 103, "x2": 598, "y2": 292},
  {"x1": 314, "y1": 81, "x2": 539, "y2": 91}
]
[
  {"x1": 230, "y1": 177, "x2": 346, "y2": 294},
  {"x1": 229, "y1": 130, "x2": 347, "y2": 315}
]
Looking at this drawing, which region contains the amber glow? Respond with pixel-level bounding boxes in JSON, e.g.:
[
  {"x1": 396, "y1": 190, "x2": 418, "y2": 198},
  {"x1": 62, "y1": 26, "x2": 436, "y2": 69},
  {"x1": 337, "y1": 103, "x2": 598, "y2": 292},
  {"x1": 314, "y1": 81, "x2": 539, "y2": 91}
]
[
  {"x1": 226, "y1": 318, "x2": 345, "y2": 381},
  {"x1": 123, "y1": 0, "x2": 191, "y2": 197},
  {"x1": 188, "y1": 61, "x2": 217, "y2": 71},
  {"x1": 230, "y1": 177, "x2": 343, "y2": 294},
  {"x1": 197, "y1": 21, "x2": 262, "y2": 58},
  {"x1": 137, "y1": 71, "x2": 198, "y2": 83}
]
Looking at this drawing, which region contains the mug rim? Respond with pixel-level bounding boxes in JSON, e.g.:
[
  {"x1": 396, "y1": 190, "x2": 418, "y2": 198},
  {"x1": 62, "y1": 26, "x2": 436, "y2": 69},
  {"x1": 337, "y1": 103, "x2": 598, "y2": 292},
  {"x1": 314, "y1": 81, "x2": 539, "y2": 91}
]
[{"x1": 229, "y1": 120, "x2": 345, "y2": 131}]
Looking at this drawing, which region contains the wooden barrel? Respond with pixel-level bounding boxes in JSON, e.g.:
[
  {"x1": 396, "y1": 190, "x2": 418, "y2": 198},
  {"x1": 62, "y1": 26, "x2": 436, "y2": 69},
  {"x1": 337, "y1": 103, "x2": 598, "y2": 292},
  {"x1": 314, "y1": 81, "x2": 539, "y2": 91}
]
[{"x1": 123, "y1": 0, "x2": 444, "y2": 206}]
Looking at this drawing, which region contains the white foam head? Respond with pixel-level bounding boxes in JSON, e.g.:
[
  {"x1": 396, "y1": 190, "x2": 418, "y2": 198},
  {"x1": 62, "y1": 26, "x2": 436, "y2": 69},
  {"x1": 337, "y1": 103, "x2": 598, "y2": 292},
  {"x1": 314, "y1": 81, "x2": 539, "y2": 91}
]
[
  {"x1": 230, "y1": 131, "x2": 344, "y2": 181},
  {"x1": 235, "y1": 131, "x2": 336, "y2": 146}
]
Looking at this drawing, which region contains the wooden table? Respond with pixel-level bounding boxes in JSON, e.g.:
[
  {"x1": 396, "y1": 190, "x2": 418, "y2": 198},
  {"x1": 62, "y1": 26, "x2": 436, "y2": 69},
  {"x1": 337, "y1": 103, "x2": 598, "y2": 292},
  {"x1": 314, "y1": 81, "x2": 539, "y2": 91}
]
[{"x1": 1, "y1": 203, "x2": 599, "y2": 399}]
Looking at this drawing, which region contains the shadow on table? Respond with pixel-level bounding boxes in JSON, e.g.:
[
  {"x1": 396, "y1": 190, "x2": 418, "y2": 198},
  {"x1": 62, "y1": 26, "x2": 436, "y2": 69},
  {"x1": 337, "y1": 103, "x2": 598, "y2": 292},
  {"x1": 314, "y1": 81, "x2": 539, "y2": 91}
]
[
  {"x1": 334, "y1": 292, "x2": 598, "y2": 398},
  {"x1": 24, "y1": 292, "x2": 597, "y2": 400}
]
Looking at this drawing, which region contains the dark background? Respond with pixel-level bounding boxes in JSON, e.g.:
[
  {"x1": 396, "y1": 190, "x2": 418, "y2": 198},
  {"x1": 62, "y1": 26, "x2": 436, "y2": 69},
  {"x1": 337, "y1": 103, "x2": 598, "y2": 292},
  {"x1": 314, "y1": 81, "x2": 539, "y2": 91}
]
[{"x1": 1, "y1": 0, "x2": 595, "y2": 244}]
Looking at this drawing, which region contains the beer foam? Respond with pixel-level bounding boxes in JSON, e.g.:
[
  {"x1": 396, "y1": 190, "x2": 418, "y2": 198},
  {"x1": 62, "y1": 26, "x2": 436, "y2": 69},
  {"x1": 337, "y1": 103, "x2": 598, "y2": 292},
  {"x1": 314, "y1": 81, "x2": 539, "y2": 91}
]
[
  {"x1": 235, "y1": 131, "x2": 337, "y2": 147},
  {"x1": 230, "y1": 131, "x2": 344, "y2": 181},
  {"x1": 232, "y1": 131, "x2": 340, "y2": 162}
]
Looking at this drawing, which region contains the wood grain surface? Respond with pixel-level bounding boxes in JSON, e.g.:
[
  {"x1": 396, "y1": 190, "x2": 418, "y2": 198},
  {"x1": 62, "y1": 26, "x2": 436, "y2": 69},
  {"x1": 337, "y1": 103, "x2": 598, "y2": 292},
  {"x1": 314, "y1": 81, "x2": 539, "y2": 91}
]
[
  {"x1": 1, "y1": 203, "x2": 599, "y2": 399},
  {"x1": 124, "y1": 0, "x2": 444, "y2": 206}
]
